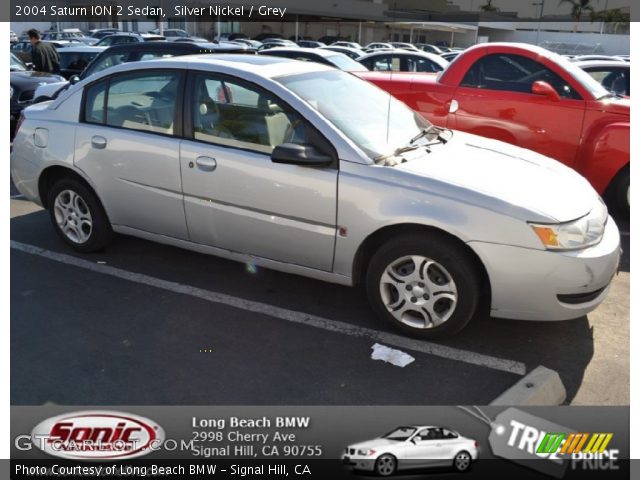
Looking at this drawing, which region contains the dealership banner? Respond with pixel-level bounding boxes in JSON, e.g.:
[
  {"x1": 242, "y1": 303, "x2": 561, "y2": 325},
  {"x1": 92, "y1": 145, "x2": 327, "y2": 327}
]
[{"x1": 9, "y1": 406, "x2": 630, "y2": 479}]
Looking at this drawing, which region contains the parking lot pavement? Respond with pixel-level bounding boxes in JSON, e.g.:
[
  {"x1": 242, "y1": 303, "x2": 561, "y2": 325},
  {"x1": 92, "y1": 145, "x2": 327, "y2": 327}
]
[{"x1": 10, "y1": 194, "x2": 629, "y2": 405}]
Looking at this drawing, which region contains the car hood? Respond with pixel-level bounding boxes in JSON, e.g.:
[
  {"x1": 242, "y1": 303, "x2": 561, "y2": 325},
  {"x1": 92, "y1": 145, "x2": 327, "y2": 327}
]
[
  {"x1": 10, "y1": 71, "x2": 65, "y2": 86},
  {"x1": 348, "y1": 438, "x2": 401, "y2": 450},
  {"x1": 394, "y1": 131, "x2": 597, "y2": 223}
]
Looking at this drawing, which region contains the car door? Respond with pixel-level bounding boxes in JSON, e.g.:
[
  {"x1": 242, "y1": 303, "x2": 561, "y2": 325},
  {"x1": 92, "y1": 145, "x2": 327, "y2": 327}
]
[
  {"x1": 404, "y1": 429, "x2": 449, "y2": 468},
  {"x1": 74, "y1": 69, "x2": 188, "y2": 239},
  {"x1": 450, "y1": 53, "x2": 586, "y2": 167},
  {"x1": 179, "y1": 71, "x2": 338, "y2": 271}
]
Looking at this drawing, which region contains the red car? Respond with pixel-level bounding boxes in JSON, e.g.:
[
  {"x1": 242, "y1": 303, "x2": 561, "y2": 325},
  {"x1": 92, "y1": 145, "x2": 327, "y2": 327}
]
[{"x1": 357, "y1": 43, "x2": 630, "y2": 212}]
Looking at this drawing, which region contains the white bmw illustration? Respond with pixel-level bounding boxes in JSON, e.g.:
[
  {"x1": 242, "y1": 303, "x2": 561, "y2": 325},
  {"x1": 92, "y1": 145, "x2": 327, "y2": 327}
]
[{"x1": 342, "y1": 426, "x2": 478, "y2": 476}]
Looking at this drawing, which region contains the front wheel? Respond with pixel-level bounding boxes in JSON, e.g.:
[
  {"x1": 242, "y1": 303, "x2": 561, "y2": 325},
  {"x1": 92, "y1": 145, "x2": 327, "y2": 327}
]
[
  {"x1": 366, "y1": 233, "x2": 481, "y2": 339},
  {"x1": 612, "y1": 166, "x2": 630, "y2": 215},
  {"x1": 48, "y1": 177, "x2": 113, "y2": 253},
  {"x1": 374, "y1": 454, "x2": 397, "y2": 477}
]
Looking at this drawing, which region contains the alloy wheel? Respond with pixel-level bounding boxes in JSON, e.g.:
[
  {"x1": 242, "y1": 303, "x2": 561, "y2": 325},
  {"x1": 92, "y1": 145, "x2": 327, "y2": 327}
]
[
  {"x1": 53, "y1": 189, "x2": 93, "y2": 244},
  {"x1": 379, "y1": 255, "x2": 458, "y2": 329},
  {"x1": 454, "y1": 451, "x2": 471, "y2": 471}
]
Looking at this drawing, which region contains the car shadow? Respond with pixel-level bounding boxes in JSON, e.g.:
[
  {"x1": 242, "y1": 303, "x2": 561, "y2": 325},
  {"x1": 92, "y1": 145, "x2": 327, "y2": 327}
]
[{"x1": 10, "y1": 206, "x2": 627, "y2": 404}]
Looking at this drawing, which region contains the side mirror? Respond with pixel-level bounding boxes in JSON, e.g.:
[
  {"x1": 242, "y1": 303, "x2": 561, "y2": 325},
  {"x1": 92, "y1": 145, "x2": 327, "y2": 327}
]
[
  {"x1": 531, "y1": 80, "x2": 560, "y2": 101},
  {"x1": 271, "y1": 143, "x2": 333, "y2": 167},
  {"x1": 25, "y1": 62, "x2": 34, "y2": 71},
  {"x1": 69, "y1": 75, "x2": 81, "y2": 85}
]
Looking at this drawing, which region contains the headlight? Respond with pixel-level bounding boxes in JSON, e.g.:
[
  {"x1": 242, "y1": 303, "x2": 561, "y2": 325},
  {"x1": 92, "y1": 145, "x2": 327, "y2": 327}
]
[
  {"x1": 529, "y1": 199, "x2": 608, "y2": 250},
  {"x1": 357, "y1": 448, "x2": 376, "y2": 456},
  {"x1": 10, "y1": 86, "x2": 14, "y2": 98}
]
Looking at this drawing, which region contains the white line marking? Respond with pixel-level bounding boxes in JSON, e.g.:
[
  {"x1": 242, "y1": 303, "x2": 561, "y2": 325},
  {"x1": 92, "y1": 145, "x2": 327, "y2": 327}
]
[{"x1": 10, "y1": 240, "x2": 527, "y2": 376}]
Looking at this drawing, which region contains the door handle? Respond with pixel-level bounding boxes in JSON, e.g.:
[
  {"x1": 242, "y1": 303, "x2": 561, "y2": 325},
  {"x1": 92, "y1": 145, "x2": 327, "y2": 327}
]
[
  {"x1": 91, "y1": 135, "x2": 107, "y2": 149},
  {"x1": 448, "y1": 99, "x2": 459, "y2": 113},
  {"x1": 195, "y1": 156, "x2": 217, "y2": 172}
]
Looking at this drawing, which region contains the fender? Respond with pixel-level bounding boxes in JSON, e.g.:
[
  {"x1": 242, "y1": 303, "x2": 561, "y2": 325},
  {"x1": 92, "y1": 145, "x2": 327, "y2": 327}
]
[{"x1": 576, "y1": 121, "x2": 629, "y2": 194}]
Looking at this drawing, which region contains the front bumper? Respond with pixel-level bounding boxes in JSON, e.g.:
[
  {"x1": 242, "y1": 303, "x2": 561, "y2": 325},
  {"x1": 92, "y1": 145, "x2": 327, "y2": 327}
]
[
  {"x1": 469, "y1": 216, "x2": 621, "y2": 321},
  {"x1": 341, "y1": 455, "x2": 375, "y2": 472}
]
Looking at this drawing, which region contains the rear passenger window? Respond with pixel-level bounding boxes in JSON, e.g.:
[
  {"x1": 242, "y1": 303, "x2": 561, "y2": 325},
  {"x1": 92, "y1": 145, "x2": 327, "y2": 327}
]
[
  {"x1": 82, "y1": 71, "x2": 180, "y2": 135},
  {"x1": 191, "y1": 73, "x2": 306, "y2": 154}
]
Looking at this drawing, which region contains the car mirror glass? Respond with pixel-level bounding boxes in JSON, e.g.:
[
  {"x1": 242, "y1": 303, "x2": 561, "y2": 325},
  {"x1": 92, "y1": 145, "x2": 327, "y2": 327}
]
[{"x1": 69, "y1": 75, "x2": 80, "y2": 84}]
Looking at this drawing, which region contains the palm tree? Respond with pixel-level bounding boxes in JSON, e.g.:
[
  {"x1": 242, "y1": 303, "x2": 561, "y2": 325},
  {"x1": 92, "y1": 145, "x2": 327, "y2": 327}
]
[
  {"x1": 559, "y1": 0, "x2": 595, "y2": 30},
  {"x1": 592, "y1": 8, "x2": 630, "y2": 34},
  {"x1": 480, "y1": 0, "x2": 499, "y2": 12}
]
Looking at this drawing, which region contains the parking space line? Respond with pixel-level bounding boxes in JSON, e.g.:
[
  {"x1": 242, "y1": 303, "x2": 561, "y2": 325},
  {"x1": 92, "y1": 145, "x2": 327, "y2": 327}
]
[{"x1": 10, "y1": 240, "x2": 527, "y2": 376}]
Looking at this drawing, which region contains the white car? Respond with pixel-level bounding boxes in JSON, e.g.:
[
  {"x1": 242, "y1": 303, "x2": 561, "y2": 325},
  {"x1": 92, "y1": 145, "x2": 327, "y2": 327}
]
[{"x1": 343, "y1": 426, "x2": 478, "y2": 475}]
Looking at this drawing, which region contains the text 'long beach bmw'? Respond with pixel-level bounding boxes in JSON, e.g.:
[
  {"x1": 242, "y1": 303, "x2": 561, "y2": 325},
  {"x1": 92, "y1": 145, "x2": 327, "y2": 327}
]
[{"x1": 10, "y1": 54, "x2": 621, "y2": 338}]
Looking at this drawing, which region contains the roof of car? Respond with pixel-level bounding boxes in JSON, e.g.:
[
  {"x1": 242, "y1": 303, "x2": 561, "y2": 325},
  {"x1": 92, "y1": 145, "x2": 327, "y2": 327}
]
[
  {"x1": 260, "y1": 47, "x2": 339, "y2": 58},
  {"x1": 99, "y1": 41, "x2": 250, "y2": 53},
  {"x1": 97, "y1": 53, "x2": 333, "y2": 79},
  {"x1": 57, "y1": 46, "x2": 107, "y2": 53}
]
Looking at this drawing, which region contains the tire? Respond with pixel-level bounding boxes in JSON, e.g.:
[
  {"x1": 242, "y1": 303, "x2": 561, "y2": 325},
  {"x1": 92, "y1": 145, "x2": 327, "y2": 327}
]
[
  {"x1": 47, "y1": 177, "x2": 113, "y2": 253},
  {"x1": 366, "y1": 233, "x2": 481, "y2": 339},
  {"x1": 374, "y1": 454, "x2": 397, "y2": 477},
  {"x1": 452, "y1": 451, "x2": 472, "y2": 472},
  {"x1": 610, "y1": 165, "x2": 629, "y2": 216}
]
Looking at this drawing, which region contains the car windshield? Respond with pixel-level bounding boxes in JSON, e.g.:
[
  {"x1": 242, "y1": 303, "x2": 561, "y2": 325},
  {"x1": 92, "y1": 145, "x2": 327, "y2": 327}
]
[
  {"x1": 277, "y1": 69, "x2": 431, "y2": 160},
  {"x1": 10, "y1": 53, "x2": 26, "y2": 71},
  {"x1": 547, "y1": 51, "x2": 610, "y2": 99},
  {"x1": 327, "y1": 54, "x2": 368, "y2": 71},
  {"x1": 382, "y1": 427, "x2": 417, "y2": 441}
]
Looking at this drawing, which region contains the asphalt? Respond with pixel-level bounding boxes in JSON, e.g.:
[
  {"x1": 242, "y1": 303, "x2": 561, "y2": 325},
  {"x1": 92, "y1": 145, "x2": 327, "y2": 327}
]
[{"x1": 10, "y1": 188, "x2": 630, "y2": 405}]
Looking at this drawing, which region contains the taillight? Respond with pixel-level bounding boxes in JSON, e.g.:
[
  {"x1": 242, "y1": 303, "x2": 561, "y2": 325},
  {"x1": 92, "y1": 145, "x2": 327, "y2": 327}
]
[
  {"x1": 15, "y1": 113, "x2": 25, "y2": 134},
  {"x1": 474, "y1": 441, "x2": 478, "y2": 448}
]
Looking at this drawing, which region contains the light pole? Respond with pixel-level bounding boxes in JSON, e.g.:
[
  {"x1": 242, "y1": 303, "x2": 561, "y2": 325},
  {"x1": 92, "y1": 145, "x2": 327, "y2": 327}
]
[{"x1": 532, "y1": 0, "x2": 545, "y2": 45}]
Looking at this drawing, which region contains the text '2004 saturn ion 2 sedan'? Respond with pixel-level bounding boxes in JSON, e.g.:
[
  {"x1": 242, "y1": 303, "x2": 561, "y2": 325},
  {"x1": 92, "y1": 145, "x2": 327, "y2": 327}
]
[{"x1": 10, "y1": 55, "x2": 621, "y2": 338}]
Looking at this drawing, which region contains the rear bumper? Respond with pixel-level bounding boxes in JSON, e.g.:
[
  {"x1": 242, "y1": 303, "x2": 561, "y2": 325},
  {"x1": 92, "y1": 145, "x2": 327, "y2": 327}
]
[{"x1": 469, "y1": 217, "x2": 621, "y2": 321}]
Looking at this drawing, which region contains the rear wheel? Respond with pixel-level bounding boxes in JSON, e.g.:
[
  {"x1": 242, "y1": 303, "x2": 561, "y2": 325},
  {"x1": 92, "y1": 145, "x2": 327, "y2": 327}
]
[
  {"x1": 366, "y1": 233, "x2": 481, "y2": 339},
  {"x1": 453, "y1": 451, "x2": 472, "y2": 472},
  {"x1": 48, "y1": 177, "x2": 112, "y2": 253},
  {"x1": 375, "y1": 454, "x2": 396, "y2": 477}
]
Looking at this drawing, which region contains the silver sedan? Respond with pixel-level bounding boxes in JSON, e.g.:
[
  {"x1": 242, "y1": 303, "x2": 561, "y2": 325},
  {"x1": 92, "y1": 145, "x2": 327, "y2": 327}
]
[{"x1": 10, "y1": 55, "x2": 621, "y2": 338}]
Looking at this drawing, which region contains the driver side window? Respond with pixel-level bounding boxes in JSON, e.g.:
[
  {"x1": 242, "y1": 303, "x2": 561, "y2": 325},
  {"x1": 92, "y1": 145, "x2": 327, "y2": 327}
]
[
  {"x1": 461, "y1": 53, "x2": 581, "y2": 99},
  {"x1": 191, "y1": 73, "x2": 307, "y2": 154}
]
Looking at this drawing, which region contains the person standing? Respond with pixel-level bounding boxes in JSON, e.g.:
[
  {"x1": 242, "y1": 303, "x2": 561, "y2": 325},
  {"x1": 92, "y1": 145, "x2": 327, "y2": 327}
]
[{"x1": 27, "y1": 29, "x2": 60, "y2": 74}]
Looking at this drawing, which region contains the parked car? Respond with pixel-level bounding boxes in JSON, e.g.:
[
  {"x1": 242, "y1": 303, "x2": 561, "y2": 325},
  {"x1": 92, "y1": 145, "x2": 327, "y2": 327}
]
[
  {"x1": 12, "y1": 55, "x2": 620, "y2": 338},
  {"x1": 343, "y1": 426, "x2": 478, "y2": 475},
  {"x1": 42, "y1": 31, "x2": 96, "y2": 45},
  {"x1": 10, "y1": 30, "x2": 18, "y2": 43},
  {"x1": 90, "y1": 29, "x2": 121, "y2": 39},
  {"x1": 56, "y1": 46, "x2": 107, "y2": 79},
  {"x1": 148, "y1": 28, "x2": 191, "y2": 41},
  {"x1": 230, "y1": 38, "x2": 263, "y2": 49},
  {"x1": 319, "y1": 45, "x2": 365, "y2": 60},
  {"x1": 258, "y1": 47, "x2": 367, "y2": 71},
  {"x1": 415, "y1": 43, "x2": 445, "y2": 55},
  {"x1": 575, "y1": 60, "x2": 630, "y2": 97},
  {"x1": 10, "y1": 40, "x2": 67, "y2": 64},
  {"x1": 257, "y1": 39, "x2": 299, "y2": 50},
  {"x1": 570, "y1": 54, "x2": 626, "y2": 63},
  {"x1": 358, "y1": 50, "x2": 449, "y2": 73},
  {"x1": 331, "y1": 41, "x2": 363, "y2": 50},
  {"x1": 10, "y1": 53, "x2": 64, "y2": 136},
  {"x1": 33, "y1": 40, "x2": 254, "y2": 102},
  {"x1": 297, "y1": 40, "x2": 326, "y2": 48},
  {"x1": 364, "y1": 42, "x2": 394, "y2": 51},
  {"x1": 440, "y1": 51, "x2": 461, "y2": 62},
  {"x1": 357, "y1": 43, "x2": 630, "y2": 212},
  {"x1": 390, "y1": 42, "x2": 421, "y2": 52},
  {"x1": 95, "y1": 33, "x2": 165, "y2": 46}
]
